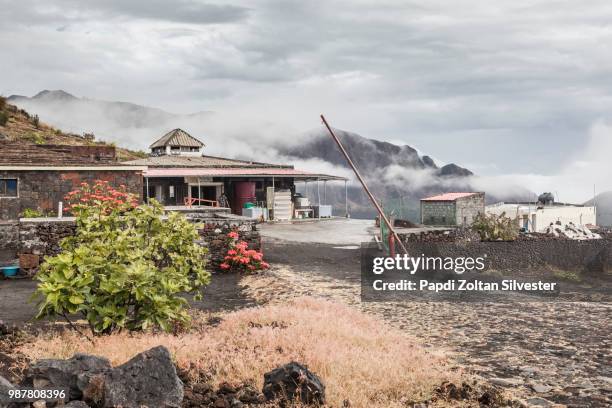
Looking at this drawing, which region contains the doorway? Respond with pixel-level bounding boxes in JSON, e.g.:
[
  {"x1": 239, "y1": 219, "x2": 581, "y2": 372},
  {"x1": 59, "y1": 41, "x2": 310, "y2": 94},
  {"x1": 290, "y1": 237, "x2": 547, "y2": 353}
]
[{"x1": 190, "y1": 186, "x2": 217, "y2": 202}]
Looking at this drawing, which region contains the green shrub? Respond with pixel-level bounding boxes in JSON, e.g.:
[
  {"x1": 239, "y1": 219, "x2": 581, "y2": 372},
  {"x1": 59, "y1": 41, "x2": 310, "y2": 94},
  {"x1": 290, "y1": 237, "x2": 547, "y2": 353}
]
[
  {"x1": 0, "y1": 95, "x2": 6, "y2": 110},
  {"x1": 36, "y1": 181, "x2": 210, "y2": 335},
  {"x1": 32, "y1": 114, "x2": 40, "y2": 128},
  {"x1": 471, "y1": 212, "x2": 519, "y2": 241},
  {"x1": 0, "y1": 111, "x2": 8, "y2": 127},
  {"x1": 21, "y1": 208, "x2": 44, "y2": 218},
  {"x1": 552, "y1": 269, "x2": 581, "y2": 282},
  {"x1": 24, "y1": 132, "x2": 47, "y2": 144}
]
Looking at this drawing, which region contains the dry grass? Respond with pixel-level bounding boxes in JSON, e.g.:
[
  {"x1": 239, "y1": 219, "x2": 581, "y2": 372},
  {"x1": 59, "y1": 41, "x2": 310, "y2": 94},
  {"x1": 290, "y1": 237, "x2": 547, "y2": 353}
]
[{"x1": 17, "y1": 297, "x2": 459, "y2": 407}]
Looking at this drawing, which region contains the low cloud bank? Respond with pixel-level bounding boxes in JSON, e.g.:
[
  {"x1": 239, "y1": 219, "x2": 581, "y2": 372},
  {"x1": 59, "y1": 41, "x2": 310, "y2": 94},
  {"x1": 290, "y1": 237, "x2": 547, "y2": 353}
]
[{"x1": 11, "y1": 96, "x2": 611, "y2": 204}]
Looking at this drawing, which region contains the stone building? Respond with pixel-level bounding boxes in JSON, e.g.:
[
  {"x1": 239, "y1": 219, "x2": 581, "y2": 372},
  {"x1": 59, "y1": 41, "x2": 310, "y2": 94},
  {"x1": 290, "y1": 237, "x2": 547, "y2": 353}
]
[
  {"x1": 420, "y1": 192, "x2": 485, "y2": 227},
  {"x1": 123, "y1": 129, "x2": 346, "y2": 220},
  {"x1": 0, "y1": 142, "x2": 145, "y2": 220}
]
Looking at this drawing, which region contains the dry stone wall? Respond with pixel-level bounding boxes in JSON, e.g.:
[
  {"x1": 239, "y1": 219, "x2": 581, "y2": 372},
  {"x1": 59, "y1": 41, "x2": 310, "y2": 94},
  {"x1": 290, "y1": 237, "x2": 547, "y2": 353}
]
[
  {"x1": 3, "y1": 215, "x2": 260, "y2": 274},
  {"x1": 402, "y1": 234, "x2": 611, "y2": 275}
]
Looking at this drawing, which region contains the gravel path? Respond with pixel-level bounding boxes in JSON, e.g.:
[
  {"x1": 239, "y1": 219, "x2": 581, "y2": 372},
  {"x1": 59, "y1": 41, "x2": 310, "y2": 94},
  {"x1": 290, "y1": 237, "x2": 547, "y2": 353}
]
[{"x1": 244, "y1": 240, "x2": 612, "y2": 408}]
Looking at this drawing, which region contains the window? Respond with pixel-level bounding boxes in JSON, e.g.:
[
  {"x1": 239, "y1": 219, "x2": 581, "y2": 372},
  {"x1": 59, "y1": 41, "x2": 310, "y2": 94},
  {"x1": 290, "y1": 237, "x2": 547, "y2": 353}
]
[
  {"x1": 169, "y1": 185, "x2": 175, "y2": 198},
  {"x1": 0, "y1": 179, "x2": 18, "y2": 197}
]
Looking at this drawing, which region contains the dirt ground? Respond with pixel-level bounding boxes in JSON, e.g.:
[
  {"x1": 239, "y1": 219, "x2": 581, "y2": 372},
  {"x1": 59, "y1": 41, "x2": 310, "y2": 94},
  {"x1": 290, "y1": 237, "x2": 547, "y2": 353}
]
[
  {"x1": 2, "y1": 219, "x2": 610, "y2": 407},
  {"x1": 250, "y1": 220, "x2": 612, "y2": 408},
  {"x1": 0, "y1": 271, "x2": 253, "y2": 325}
]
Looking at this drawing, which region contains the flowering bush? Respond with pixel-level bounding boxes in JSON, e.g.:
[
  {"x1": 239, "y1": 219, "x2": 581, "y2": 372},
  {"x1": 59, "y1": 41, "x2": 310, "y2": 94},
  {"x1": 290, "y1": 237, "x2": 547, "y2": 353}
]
[
  {"x1": 36, "y1": 181, "x2": 210, "y2": 335},
  {"x1": 220, "y1": 231, "x2": 269, "y2": 273},
  {"x1": 64, "y1": 180, "x2": 138, "y2": 216}
]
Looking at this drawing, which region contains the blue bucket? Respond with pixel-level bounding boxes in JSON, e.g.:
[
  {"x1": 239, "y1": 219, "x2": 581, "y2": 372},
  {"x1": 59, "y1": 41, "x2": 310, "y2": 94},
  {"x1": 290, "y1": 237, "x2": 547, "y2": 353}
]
[{"x1": 1, "y1": 266, "x2": 19, "y2": 277}]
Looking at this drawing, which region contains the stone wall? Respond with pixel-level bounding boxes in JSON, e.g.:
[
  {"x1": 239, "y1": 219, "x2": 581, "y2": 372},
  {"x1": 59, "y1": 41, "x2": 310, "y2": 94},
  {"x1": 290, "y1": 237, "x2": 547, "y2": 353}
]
[
  {"x1": 420, "y1": 193, "x2": 485, "y2": 227},
  {"x1": 8, "y1": 214, "x2": 260, "y2": 274},
  {"x1": 0, "y1": 170, "x2": 143, "y2": 220},
  {"x1": 403, "y1": 238, "x2": 612, "y2": 275},
  {"x1": 0, "y1": 221, "x2": 19, "y2": 262},
  {"x1": 19, "y1": 218, "x2": 77, "y2": 259},
  {"x1": 197, "y1": 218, "x2": 261, "y2": 270},
  {"x1": 400, "y1": 227, "x2": 480, "y2": 243},
  {"x1": 454, "y1": 193, "x2": 485, "y2": 226}
]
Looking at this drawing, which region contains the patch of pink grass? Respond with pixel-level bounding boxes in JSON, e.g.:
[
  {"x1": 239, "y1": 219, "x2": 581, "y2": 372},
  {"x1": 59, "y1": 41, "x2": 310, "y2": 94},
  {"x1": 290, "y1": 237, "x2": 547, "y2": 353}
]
[{"x1": 18, "y1": 297, "x2": 459, "y2": 407}]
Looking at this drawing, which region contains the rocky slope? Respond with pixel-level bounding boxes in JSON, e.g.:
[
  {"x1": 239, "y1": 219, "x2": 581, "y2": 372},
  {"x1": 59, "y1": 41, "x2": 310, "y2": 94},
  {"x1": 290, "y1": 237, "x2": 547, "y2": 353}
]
[
  {"x1": 0, "y1": 95, "x2": 144, "y2": 161},
  {"x1": 284, "y1": 129, "x2": 480, "y2": 218},
  {"x1": 282, "y1": 129, "x2": 472, "y2": 178}
]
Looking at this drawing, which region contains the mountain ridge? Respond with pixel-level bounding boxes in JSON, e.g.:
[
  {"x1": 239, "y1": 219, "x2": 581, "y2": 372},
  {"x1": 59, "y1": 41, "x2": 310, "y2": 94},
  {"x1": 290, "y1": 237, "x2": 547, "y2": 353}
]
[{"x1": 6, "y1": 89, "x2": 522, "y2": 219}]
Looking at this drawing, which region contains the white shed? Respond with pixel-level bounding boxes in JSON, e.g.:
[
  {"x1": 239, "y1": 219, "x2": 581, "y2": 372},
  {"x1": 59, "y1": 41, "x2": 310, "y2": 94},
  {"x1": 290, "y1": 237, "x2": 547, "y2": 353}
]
[{"x1": 486, "y1": 202, "x2": 597, "y2": 233}]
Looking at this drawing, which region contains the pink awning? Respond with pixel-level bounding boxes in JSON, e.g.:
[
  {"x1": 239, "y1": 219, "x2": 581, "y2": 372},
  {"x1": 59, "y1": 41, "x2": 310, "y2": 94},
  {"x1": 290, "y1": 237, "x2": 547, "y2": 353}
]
[
  {"x1": 143, "y1": 167, "x2": 346, "y2": 181},
  {"x1": 421, "y1": 192, "x2": 480, "y2": 201}
]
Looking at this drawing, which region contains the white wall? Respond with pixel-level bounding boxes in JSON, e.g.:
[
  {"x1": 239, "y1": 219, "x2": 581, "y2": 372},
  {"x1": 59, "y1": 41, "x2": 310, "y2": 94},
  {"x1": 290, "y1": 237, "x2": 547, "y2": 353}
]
[
  {"x1": 486, "y1": 203, "x2": 597, "y2": 232},
  {"x1": 534, "y1": 206, "x2": 596, "y2": 232}
]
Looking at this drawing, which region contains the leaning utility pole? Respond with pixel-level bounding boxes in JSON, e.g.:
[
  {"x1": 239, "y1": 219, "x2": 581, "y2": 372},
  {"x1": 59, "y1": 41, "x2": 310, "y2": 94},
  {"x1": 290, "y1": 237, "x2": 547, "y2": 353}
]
[{"x1": 320, "y1": 115, "x2": 408, "y2": 255}]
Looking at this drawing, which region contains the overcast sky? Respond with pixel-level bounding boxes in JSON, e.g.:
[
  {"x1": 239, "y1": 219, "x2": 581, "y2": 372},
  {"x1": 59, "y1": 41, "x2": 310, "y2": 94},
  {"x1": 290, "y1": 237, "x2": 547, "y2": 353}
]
[{"x1": 1, "y1": 0, "x2": 612, "y2": 200}]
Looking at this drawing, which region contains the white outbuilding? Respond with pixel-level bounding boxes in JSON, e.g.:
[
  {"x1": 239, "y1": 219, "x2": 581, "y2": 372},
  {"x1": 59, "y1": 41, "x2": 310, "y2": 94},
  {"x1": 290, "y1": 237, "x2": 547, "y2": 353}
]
[{"x1": 486, "y1": 201, "x2": 597, "y2": 233}]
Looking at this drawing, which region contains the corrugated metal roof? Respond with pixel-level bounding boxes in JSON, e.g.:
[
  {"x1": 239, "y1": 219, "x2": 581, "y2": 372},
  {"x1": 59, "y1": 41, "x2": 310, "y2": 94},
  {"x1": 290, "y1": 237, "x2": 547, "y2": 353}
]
[
  {"x1": 143, "y1": 167, "x2": 347, "y2": 181},
  {"x1": 149, "y1": 129, "x2": 204, "y2": 148},
  {"x1": 123, "y1": 155, "x2": 292, "y2": 169},
  {"x1": 421, "y1": 192, "x2": 480, "y2": 201}
]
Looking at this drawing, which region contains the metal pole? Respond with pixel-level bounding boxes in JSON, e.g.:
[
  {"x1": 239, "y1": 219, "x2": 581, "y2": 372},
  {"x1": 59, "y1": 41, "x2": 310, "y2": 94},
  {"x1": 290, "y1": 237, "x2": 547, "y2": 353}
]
[{"x1": 320, "y1": 114, "x2": 408, "y2": 254}]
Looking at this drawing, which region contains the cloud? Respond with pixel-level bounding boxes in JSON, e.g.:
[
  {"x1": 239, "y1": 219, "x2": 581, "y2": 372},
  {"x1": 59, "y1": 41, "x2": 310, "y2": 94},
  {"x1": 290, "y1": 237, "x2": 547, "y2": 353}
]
[
  {"x1": 2, "y1": 0, "x2": 612, "y2": 198},
  {"x1": 0, "y1": 0, "x2": 249, "y2": 26},
  {"x1": 467, "y1": 121, "x2": 612, "y2": 203}
]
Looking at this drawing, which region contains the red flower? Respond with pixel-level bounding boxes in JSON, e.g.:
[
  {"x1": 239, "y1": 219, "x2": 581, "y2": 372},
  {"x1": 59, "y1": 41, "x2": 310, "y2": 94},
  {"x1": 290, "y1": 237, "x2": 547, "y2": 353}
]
[{"x1": 220, "y1": 263, "x2": 230, "y2": 270}]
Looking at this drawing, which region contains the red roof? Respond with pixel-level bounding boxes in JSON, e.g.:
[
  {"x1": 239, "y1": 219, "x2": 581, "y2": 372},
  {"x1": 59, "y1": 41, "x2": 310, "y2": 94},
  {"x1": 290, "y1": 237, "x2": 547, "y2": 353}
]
[
  {"x1": 143, "y1": 167, "x2": 346, "y2": 181},
  {"x1": 421, "y1": 192, "x2": 480, "y2": 201}
]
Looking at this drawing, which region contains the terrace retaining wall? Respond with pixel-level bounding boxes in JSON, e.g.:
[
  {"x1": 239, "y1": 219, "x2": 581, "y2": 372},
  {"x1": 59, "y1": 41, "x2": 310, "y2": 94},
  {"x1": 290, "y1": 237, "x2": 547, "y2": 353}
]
[
  {"x1": 401, "y1": 233, "x2": 612, "y2": 275},
  {"x1": 4, "y1": 215, "x2": 260, "y2": 275}
]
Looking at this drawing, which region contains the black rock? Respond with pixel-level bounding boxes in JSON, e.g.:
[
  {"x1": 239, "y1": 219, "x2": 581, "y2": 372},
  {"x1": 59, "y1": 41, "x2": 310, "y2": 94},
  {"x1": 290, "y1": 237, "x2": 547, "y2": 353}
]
[
  {"x1": 262, "y1": 362, "x2": 325, "y2": 405},
  {"x1": 23, "y1": 354, "x2": 111, "y2": 401},
  {"x1": 1, "y1": 374, "x2": 15, "y2": 408},
  {"x1": 65, "y1": 401, "x2": 91, "y2": 408},
  {"x1": 103, "y1": 346, "x2": 183, "y2": 408}
]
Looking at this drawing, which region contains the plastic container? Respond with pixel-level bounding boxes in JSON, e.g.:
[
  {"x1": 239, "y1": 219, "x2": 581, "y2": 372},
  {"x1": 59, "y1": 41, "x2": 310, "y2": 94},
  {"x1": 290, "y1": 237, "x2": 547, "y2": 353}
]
[
  {"x1": 244, "y1": 202, "x2": 255, "y2": 208},
  {"x1": 1, "y1": 266, "x2": 19, "y2": 277}
]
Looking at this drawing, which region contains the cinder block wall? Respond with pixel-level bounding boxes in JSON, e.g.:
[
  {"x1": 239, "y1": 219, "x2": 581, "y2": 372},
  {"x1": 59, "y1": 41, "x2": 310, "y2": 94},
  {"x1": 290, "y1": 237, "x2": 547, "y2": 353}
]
[
  {"x1": 454, "y1": 192, "x2": 485, "y2": 226},
  {"x1": 421, "y1": 201, "x2": 456, "y2": 226}
]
